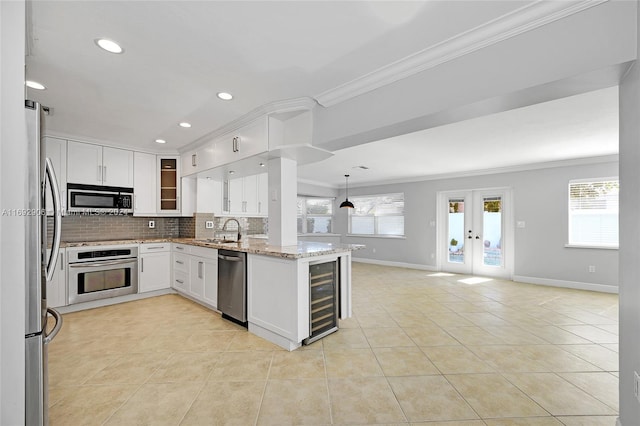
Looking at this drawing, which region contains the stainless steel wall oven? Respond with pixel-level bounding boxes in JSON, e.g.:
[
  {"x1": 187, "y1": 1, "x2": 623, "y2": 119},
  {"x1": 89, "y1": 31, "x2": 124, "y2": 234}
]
[{"x1": 67, "y1": 246, "x2": 138, "y2": 304}]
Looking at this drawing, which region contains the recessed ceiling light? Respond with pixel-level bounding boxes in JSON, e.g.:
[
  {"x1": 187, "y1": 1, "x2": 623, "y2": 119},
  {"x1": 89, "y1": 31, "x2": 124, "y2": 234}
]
[
  {"x1": 179, "y1": 122, "x2": 191, "y2": 128},
  {"x1": 155, "y1": 139, "x2": 166, "y2": 144},
  {"x1": 94, "y1": 38, "x2": 124, "y2": 54},
  {"x1": 217, "y1": 92, "x2": 233, "y2": 101},
  {"x1": 228, "y1": 170, "x2": 235, "y2": 174},
  {"x1": 259, "y1": 163, "x2": 265, "y2": 167},
  {"x1": 25, "y1": 80, "x2": 46, "y2": 90}
]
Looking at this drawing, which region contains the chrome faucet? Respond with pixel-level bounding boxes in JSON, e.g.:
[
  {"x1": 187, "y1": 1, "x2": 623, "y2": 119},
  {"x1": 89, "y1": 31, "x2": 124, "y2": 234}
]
[{"x1": 222, "y1": 218, "x2": 242, "y2": 241}]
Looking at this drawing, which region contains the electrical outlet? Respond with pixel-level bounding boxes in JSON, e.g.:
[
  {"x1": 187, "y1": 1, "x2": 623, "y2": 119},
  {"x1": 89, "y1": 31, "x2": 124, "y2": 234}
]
[
  {"x1": 148, "y1": 220, "x2": 155, "y2": 229},
  {"x1": 588, "y1": 265, "x2": 596, "y2": 273},
  {"x1": 635, "y1": 371, "x2": 640, "y2": 403},
  {"x1": 516, "y1": 221, "x2": 526, "y2": 228},
  {"x1": 205, "y1": 221, "x2": 214, "y2": 229}
]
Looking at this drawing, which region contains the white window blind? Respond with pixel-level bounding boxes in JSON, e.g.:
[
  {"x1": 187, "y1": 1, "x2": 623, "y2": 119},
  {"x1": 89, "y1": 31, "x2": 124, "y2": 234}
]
[
  {"x1": 297, "y1": 196, "x2": 334, "y2": 234},
  {"x1": 568, "y1": 179, "x2": 619, "y2": 247},
  {"x1": 349, "y1": 193, "x2": 404, "y2": 236}
]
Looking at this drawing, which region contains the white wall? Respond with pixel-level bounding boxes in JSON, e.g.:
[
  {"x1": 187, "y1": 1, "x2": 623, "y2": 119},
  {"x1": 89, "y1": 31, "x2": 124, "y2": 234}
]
[
  {"x1": 618, "y1": 1, "x2": 640, "y2": 420},
  {"x1": 0, "y1": 0, "x2": 27, "y2": 424},
  {"x1": 338, "y1": 160, "x2": 619, "y2": 290}
]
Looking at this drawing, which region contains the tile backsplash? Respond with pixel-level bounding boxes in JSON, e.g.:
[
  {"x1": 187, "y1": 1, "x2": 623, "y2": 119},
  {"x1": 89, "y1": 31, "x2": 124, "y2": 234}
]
[{"x1": 49, "y1": 213, "x2": 266, "y2": 242}]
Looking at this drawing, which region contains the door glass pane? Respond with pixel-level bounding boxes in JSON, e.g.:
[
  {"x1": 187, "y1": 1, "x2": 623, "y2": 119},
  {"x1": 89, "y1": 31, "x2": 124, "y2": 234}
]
[
  {"x1": 483, "y1": 197, "x2": 502, "y2": 266},
  {"x1": 448, "y1": 199, "x2": 465, "y2": 263}
]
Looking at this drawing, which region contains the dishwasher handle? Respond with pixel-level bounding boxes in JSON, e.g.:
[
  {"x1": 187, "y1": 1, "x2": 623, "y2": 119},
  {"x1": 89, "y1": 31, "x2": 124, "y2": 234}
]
[{"x1": 218, "y1": 254, "x2": 243, "y2": 262}]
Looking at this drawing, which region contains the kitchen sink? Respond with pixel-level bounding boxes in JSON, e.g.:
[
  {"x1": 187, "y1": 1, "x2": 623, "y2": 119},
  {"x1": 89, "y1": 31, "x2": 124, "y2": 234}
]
[{"x1": 199, "y1": 238, "x2": 238, "y2": 244}]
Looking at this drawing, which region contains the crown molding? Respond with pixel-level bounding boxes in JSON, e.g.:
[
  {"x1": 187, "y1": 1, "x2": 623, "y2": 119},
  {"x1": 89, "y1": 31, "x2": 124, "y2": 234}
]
[
  {"x1": 180, "y1": 96, "x2": 317, "y2": 153},
  {"x1": 314, "y1": 0, "x2": 608, "y2": 107},
  {"x1": 298, "y1": 154, "x2": 619, "y2": 190}
]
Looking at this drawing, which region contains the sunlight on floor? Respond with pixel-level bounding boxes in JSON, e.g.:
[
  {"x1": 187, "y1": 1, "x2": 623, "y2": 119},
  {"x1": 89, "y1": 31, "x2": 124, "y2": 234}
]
[{"x1": 458, "y1": 276, "x2": 493, "y2": 285}]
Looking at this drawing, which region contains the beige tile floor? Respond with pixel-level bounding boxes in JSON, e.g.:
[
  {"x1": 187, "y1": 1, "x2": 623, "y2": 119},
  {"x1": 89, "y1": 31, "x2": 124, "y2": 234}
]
[{"x1": 48, "y1": 263, "x2": 619, "y2": 425}]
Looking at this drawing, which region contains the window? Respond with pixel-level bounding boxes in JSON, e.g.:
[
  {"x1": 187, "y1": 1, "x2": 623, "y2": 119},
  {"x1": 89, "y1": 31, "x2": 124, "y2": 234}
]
[
  {"x1": 297, "y1": 196, "x2": 334, "y2": 234},
  {"x1": 568, "y1": 178, "x2": 619, "y2": 247},
  {"x1": 349, "y1": 193, "x2": 404, "y2": 237}
]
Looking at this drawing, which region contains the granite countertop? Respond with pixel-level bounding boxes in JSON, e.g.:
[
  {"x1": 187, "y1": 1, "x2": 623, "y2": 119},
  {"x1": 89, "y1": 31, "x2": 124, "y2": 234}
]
[{"x1": 62, "y1": 237, "x2": 364, "y2": 259}]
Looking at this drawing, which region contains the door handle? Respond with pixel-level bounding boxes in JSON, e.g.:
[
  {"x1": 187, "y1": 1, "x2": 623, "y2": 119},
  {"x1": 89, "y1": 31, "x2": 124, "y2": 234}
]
[
  {"x1": 141, "y1": 258, "x2": 144, "y2": 272},
  {"x1": 475, "y1": 236, "x2": 480, "y2": 239},
  {"x1": 97, "y1": 165, "x2": 102, "y2": 182},
  {"x1": 198, "y1": 261, "x2": 203, "y2": 279},
  {"x1": 103, "y1": 166, "x2": 107, "y2": 182},
  {"x1": 46, "y1": 158, "x2": 62, "y2": 283},
  {"x1": 192, "y1": 154, "x2": 197, "y2": 167},
  {"x1": 44, "y1": 308, "x2": 63, "y2": 344}
]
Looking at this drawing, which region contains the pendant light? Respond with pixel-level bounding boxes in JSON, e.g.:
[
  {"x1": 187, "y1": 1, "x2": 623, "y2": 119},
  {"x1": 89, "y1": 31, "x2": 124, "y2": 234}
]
[{"x1": 340, "y1": 174, "x2": 354, "y2": 209}]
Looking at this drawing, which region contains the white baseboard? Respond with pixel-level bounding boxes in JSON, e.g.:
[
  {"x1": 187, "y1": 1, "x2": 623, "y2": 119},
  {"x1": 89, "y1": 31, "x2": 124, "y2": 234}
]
[
  {"x1": 353, "y1": 257, "x2": 438, "y2": 271},
  {"x1": 55, "y1": 288, "x2": 175, "y2": 314},
  {"x1": 513, "y1": 275, "x2": 618, "y2": 294}
]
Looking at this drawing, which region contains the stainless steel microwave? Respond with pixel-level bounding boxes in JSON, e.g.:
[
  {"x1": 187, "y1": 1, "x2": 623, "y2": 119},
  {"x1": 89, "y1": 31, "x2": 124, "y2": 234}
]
[{"x1": 67, "y1": 183, "x2": 134, "y2": 214}]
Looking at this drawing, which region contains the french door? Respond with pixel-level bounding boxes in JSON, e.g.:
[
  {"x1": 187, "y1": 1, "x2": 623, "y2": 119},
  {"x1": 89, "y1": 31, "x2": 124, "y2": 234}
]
[{"x1": 437, "y1": 188, "x2": 513, "y2": 279}]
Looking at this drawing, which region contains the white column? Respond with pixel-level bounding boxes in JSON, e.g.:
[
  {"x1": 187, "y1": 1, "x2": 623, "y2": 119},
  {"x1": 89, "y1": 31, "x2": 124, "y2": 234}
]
[
  {"x1": 1, "y1": 0, "x2": 27, "y2": 424},
  {"x1": 267, "y1": 157, "x2": 297, "y2": 246},
  {"x1": 618, "y1": 2, "x2": 640, "y2": 423}
]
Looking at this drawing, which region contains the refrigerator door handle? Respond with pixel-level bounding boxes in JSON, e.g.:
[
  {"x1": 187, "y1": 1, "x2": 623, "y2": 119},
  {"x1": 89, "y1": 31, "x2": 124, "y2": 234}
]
[
  {"x1": 45, "y1": 158, "x2": 62, "y2": 283},
  {"x1": 44, "y1": 307, "x2": 63, "y2": 344}
]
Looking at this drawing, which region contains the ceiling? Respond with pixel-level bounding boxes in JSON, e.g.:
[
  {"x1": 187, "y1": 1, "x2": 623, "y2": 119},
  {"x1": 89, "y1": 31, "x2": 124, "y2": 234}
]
[
  {"x1": 25, "y1": 1, "x2": 621, "y2": 188},
  {"x1": 298, "y1": 86, "x2": 619, "y2": 187}
]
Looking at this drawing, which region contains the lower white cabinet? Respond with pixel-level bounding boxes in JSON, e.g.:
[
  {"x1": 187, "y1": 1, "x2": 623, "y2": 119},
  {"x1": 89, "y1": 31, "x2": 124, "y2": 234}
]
[
  {"x1": 139, "y1": 243, "x2": 171, "y2": 292},
  {"x1": 47, "y1": 248, "x2": 67, "y2": 308},
  {"x1": 171, "y1": 244, "x2": 218, "y2": 309}
]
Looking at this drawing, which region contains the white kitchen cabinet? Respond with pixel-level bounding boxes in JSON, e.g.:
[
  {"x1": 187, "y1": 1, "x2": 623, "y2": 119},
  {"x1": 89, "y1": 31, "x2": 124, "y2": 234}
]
[
  {"x1": 189, "y1": 246, "x2": 218, "y2": 308},
  {"x1": 171, "y1": 244, "x2": 217, "y2": 309},
  {"x1": 172, "y1": 247, "x2": 190, "y2": 293},
  {"x1": 46, "y1": 248, "x2": 67, "y2": 308},
  {"x1": 67, "y1": 141, "x2": 133, "y2": 187},
  {"x1": 227, "y1": 175, "x2": 262, "y2": 216},
  {"x1": 139, "y1": 243, "x2": 171, "y2": 293},
  {"x1": 133, "y1": 152, "x2": 157, "y2": 216},
  {"x1": 196, "y1": 178, "x2": 224, "y2": 215},
  {"x1": 44, "y1": 137, "x2": 67, "y2": 215},
  {"x1": 158, "y1": 156, "x2": 181, "y2": 215},
  {"x1": 257, "y1": 173, "x2": 268, "y2": 217},
  {"x1": 214, "y1": 117, "x2": 268, "y2": 167}
]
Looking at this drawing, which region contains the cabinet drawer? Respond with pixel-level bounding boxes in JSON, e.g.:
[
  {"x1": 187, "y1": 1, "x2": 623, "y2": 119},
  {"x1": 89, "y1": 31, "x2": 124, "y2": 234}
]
[
  {"x1": 190, "y1": 246, "x2": 218, "y2": 259},
  {"x1": 172, "y1": 243, "x2": 191, "y2": 254},
  {"x1": 140, "y1": 242, "x2": 170, "y2": 253},
  {"x1": 173, "y1": 253, "x2": 189, "y2": 273},
  {"x1": 173, "y1": 271, "x2": 189, "y2": 292}
]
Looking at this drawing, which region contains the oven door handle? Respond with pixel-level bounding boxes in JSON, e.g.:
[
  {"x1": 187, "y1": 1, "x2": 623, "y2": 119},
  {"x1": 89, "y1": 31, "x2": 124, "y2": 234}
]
[{"x1": 68, "y1": 259, "x2": 136, "y2": 268}]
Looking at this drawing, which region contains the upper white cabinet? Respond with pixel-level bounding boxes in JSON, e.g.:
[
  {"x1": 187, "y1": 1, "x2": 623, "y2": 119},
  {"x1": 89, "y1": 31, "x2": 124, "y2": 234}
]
[
  {"x1": 215, "y1": 117, "x2": 268, "y2": 167},
  {"x1": 133, "y1": 152, "x2": 157, "y2": 216},
  {"x1": 158, "y1": 156, "x2": 181, "y2": 215},
  {"x1": 228, "y1": 175, "x2": 265, "y2": 216},
  {"x1": 44, "y1": 137, "x2": 67, "y2": 215},
  {"x1": 67, "y1": 141, "x2": 133, "y2": 187},
  {"x1": 196, "y1": 178, "x2": 224, "y2": 215},
  {"x1": 257, "y1": 173, "x2": 268, "y2": 217}
]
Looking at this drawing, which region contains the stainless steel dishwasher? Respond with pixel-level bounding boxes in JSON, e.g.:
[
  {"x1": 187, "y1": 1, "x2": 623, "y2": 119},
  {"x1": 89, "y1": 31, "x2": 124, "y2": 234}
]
[{"x1": 217, "y1": 249, "x2": 247, "y2": 326}]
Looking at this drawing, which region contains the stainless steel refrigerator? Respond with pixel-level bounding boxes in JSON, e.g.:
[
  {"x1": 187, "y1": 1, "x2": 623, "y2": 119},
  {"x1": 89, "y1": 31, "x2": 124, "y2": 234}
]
[{"x1": 25, "y1": 100, "x2": 63, "y2": 425}]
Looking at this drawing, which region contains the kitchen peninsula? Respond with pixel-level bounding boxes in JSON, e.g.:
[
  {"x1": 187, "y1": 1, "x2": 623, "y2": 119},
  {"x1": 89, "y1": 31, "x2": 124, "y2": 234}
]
[{"x1": 61, "y1": 237, "x2": 363, "y2": 350}]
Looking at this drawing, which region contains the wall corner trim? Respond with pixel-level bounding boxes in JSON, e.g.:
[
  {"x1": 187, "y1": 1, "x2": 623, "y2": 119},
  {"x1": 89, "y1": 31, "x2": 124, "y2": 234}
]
[{"x1": 513, "y1": 275, "x2": 618, "y2": 294}]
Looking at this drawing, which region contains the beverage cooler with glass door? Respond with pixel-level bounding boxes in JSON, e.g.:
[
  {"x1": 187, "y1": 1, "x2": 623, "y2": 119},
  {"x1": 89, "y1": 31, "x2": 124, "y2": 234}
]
[{"x1": 303, "y1": 260, "x2": 339, "y2": 345}]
